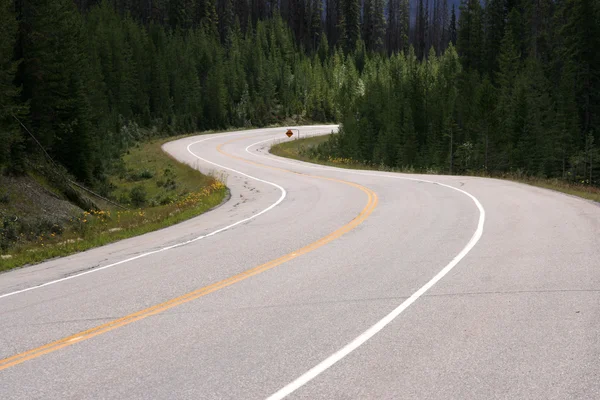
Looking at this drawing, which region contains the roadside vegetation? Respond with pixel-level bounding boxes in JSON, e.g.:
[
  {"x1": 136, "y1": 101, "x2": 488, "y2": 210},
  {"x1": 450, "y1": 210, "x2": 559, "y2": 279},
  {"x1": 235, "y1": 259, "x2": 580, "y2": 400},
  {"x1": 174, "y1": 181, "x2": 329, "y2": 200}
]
[
  {"x1": 271, "y1": 135, "x2": 600, "y2": 204},
  {"x1": 0, "y1": 138, "x2": 227, "y2": 271}
]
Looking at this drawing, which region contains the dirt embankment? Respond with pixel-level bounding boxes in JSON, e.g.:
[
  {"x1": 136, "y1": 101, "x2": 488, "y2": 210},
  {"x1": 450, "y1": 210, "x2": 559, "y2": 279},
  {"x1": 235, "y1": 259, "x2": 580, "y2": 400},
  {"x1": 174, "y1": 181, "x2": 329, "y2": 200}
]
[{"x1": 0, "y1": 175, "x2": 83, "y2": 254}]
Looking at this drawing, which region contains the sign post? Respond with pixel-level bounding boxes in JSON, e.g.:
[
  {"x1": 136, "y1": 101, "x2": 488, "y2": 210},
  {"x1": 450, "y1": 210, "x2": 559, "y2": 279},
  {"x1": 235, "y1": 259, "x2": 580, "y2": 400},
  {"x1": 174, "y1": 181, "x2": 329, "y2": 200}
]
[{"x1": 285, "y1": 128, "x2": 300, "y2": 139}]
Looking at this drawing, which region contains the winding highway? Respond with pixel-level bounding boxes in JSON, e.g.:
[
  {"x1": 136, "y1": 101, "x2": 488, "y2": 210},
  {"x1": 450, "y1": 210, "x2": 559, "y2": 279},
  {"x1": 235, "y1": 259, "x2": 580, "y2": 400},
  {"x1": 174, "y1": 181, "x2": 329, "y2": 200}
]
[{"x1": 1, "y1": 125, "x2": 599, "y2": 399}]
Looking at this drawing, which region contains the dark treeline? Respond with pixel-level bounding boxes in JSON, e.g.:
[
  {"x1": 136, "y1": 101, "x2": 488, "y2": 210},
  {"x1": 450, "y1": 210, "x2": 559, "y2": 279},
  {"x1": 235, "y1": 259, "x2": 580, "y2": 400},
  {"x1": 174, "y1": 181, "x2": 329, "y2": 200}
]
[
  {"x1": 1, "y1": 0, "x2": 345, "y2": 187},
  {"x1": 71, "y1": 0, "x2": 456, "y2": 56},
  {"x1": 329, "y1": 0, "x2": 600, "y2": 181},
  {"x1": 0, "y1": 0, "x2": 598, "y2": 188}
]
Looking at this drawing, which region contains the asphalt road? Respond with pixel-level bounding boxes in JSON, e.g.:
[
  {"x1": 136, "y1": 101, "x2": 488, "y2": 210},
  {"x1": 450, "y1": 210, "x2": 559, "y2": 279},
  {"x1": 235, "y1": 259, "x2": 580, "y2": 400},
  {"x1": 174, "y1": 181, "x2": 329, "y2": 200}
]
[{"x1": 1, "y1": 125, "x2": 599, "y2": 399}]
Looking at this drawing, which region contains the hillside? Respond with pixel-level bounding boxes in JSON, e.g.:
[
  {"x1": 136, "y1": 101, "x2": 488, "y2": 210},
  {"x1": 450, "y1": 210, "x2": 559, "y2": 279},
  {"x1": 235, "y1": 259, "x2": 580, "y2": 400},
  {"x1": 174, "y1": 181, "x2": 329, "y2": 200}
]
[{"x1": 0, "y1": 174, "x2": 84, "y2": 255}]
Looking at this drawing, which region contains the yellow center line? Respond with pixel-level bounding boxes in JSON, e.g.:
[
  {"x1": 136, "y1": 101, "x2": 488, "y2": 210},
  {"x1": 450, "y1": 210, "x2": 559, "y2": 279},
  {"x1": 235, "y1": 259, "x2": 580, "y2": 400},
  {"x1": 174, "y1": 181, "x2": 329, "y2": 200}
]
[{"x1": 0, "y1": 134, "x2": 378, "y2": 371}]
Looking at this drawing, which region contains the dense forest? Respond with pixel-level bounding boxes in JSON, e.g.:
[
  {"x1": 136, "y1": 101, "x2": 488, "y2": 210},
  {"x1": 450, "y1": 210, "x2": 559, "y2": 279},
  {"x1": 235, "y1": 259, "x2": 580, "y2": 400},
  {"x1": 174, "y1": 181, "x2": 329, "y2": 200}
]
[
  {"x1": 0, "y1": 0, "x2": 599, "y2": 188},
  {"x1": 327, "y1": 0, "x2": 600, "y2": 180}
]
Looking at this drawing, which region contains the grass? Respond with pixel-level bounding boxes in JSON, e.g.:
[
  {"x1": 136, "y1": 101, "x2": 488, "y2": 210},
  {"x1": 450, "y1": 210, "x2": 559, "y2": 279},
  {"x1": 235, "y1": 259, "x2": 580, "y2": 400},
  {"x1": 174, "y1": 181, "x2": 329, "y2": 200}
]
[
  {"x1": 270, "y1": 135, "x2": 376, "y2": 171},
  {"x1": 270, "y1": 135, "x2": 330, "y2": 162},
  {"x1": 503, "y1": 175, "x2": 600, "y2": 203},
  {"x1": 111, "y1": 138, "x2": 225, "y2": 207},
  {"x1": 0, "y1": 137, "x2": 227, "y2": 272},
  {"x1": 270, "y1": 134, "x2": 600, "y2": 204}
]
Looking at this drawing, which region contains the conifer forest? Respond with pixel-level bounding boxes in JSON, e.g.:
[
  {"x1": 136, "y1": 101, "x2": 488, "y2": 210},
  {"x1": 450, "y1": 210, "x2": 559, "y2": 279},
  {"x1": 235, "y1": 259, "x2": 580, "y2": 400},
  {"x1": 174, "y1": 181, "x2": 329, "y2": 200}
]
[{"x1": 1, "y1": 0, "x2": 599, "y2": 185}]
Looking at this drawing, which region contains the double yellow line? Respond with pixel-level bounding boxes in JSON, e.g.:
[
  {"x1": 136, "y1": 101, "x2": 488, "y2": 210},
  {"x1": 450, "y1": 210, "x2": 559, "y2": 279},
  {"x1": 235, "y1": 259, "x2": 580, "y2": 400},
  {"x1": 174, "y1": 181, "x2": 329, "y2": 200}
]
[{"x1": 0, "y1": 136, "x2": 377, "y2": 371}]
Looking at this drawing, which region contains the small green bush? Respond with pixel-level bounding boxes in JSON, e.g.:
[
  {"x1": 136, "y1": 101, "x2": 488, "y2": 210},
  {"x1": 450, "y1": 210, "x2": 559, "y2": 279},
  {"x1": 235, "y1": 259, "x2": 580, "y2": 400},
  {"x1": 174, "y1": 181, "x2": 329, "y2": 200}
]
[
  {"x1": 160, "y1": 194, "x2": 175, "y2": 205},
  {"x1": 117, "y1": 192, "x2": 130, "y2": 205},
  {"x1": 163, "y1": 178, "x2": 177, "y2": 191},
  {"x1": 130, "y1": 186, "x2": 147, "y2": 207},
  {"x1": 139, "y1": 169, "x2": 153, "y2": 179},
  {"x1": 128, "y1": 169, "x2": 154, "y2": 181},
  {"x1": 1, "y1": 216, "x2": 18, "y2": 251}
]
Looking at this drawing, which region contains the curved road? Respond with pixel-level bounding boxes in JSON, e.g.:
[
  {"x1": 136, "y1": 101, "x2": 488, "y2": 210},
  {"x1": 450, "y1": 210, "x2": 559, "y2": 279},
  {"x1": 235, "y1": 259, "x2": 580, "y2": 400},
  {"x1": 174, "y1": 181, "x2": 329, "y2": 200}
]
[{"x1": 1, "y1": 126, "x2": 599, "y2": 399}]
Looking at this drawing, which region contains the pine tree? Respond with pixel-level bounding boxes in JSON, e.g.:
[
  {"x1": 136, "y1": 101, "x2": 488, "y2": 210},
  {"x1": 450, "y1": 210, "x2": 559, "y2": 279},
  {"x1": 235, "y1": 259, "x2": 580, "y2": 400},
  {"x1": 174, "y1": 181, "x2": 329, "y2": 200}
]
[
  {"x1": 287, "y1": 0, "x2": 305, "y2": 46},
  {"x1": 457, "y1": 0, "x2": 484, "y2": 71},
  {"x1": 168, "y1": 0, "x2": 195, "y2": 30},
  {"x1": 484, "y1": 0, "x2": 507, "y2": 77},
  {"x1": 449, "y1": 4, "x2": 457, "y2": 46},
  {"x1": 363, "y1": 0, "x2": 373, "y2": 49},
  {"x1": 317, "y1": 33, "x2": 329, "y2": 64},
  {"x1": 561, "y1": 0, "x2": 600, "y2": 138},
  {"x1": 386, "y1": 0, "x2": 398, "y2": 53},
  {"x1": 441, "y1": 0, "x2": 449, "y2": 50},
  {"x1": 251, "y1": 0, "x2": 269, "y2": 22},
  {"x1": 475, "y1": 77, "x2": 497, "y2": 170},
  {"x1": 415, "y1": 0, "x2": 426, "y2": 59},
  {"x1": 341, "y1": 0, "x2": 360, "y2": 53},
  {"x1": 307, "y1": 0, "x2": 323, "y2": 51},
  {"x1": 400, "y1": 0, "x2": 410, "y2": 53},
  {"x1": 201, "y1": 0, "x2": 220, "y2": 37},
  {"x1": 218, "y1": 0, "x2": 236, "y2": 40},
  {"x1": 398, "y1": 102, "x2": 418, "y2": 166},
  {"x1": 0, "y1": 0, "x2": 23, "y2": 169},
  {"x1": 494, "y1": 23, "x2": 521, "y2": 169},
  {"x1": 386, "y1": 0, "x2": 409, "y2": 54},
  {"x1": 326, "y1": 0, "x2": 341, "y2": 47},
  {"x1": 364, "y1": 0, "x2": 385, "y2": 52},
  {"x1": 432, "y1": 0, "x2": 442, "y2": 54},
  {"x1": 19, "y1": 0, "x2": 99, "y2": 182},
  {"x1": 424, "y1": 0, "x2": 430, "y2": 57}
]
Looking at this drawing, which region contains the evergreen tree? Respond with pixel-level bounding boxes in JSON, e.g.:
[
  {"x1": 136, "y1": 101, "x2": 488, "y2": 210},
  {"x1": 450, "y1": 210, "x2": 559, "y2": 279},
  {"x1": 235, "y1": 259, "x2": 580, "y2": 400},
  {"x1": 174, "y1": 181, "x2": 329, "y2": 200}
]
[
  {"x1": 561, "y1": 0, "x2": 600, "y2": 138},
  {"x1": 457, "y1": 0, "x2": 484, "y2": 71},
  {"x1": 484, "y1": 0, "x2": 507, "y2": 77},
  {"x1": 0, "y1": 0, "x2": 23, "y2": 169},
  {"x1": 441, "y1": 0, "x2": 449, "y2": 50},
  {"x1": 169, "y1": 0, "x2": 195, "y2": 30},
  {"x1": 415, "y1": 0, "x2": 426, "y2": 59},
  {"x1": 449, "y1": 5, "x2": 457, "y2": 46},
  {"x1": 386, "y1": 0, "x2": 399, "y2": 53},
  {"x1": 325, "y1": 0, "x2": 341, "y2": 48},
  {"x1": 387, "y1": 0, "x2": 410, "y2": 54},
  {"x1": 19, "y1": 0, "x2": 98, "y2": 183},
  {"x1": 307, "y1": 0, "x2": 324, "y2": 51},
  {"x1": 341, "y1": 0, "x2": 360, "y2": 53},
  {"x1": 363, "y1": 0, "x2": 385, "y2": 52},
  {"x1": 475, "y1": 77, "x2": 497, "y2": 170},
  {"x1": 432, "y1": 0, "x2": 442, "y2": 54}
]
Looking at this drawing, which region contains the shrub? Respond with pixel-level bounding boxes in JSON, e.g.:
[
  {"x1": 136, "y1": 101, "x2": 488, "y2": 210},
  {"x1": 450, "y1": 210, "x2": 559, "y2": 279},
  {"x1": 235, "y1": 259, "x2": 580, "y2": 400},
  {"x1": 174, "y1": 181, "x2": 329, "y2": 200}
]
[
  {"x1": 160, "y1": 194, "x2": 175, "y2": 205},
  {"x1": 163, "y1": 178, "x2": 177, "y2": 191},
  {"x1": 0, "y1": 216, "x2": 18, "y2": 251},
  {"x1": 128, "y1": 169, "x2": 154, "y2": 181},
  {"x1": 139, "y1": 169, "x2": 153, "y2": 179},
  {"x1": 130, "y1": 186, "x2": 147, "y2": 207},
  {"x1": 118, "y1": 192, "x2": 130, "y2": 205}
]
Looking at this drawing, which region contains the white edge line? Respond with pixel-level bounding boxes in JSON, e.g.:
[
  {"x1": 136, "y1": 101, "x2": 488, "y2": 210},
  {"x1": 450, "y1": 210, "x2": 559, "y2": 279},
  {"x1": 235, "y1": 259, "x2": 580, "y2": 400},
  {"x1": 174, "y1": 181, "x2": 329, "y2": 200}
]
[
  {"x1": 246, "y1": 137, "x2": 486, "y2": 400},
  {"x1": 0, "y1": 131, "x2": 288, "y2": 300}
]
